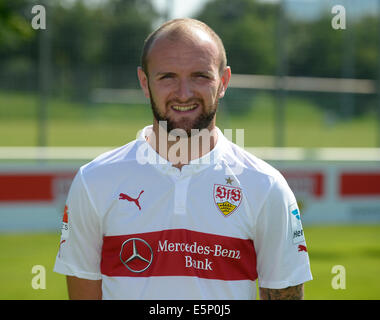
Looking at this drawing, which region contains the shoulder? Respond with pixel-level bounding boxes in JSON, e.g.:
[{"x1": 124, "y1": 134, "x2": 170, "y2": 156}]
[
  {"x1": 221, "y1": 137, "x2": 284, "y2": 184},
  {"x1": 79, "y1": 139, "x2": 141, "y2": 181},
  {"x1": 218, "y1": 137, "x2": 294, "y2": 215}
]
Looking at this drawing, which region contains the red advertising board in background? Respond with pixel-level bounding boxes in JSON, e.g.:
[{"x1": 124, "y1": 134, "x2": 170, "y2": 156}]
[{"x1": 0, "y1": 163, "x2": 379, "y2": 231}]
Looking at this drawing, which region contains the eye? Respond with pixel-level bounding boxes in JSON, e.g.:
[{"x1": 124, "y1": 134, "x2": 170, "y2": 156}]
[
  {"x1": 194, "y1": 73, "x2": 210, "y2": 79},
  {"x1": 159, "y1": 73, "x2": 175, "y2": 80}
]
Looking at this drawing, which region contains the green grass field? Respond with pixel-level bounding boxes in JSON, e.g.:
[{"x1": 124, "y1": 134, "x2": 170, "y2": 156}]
[
  {"x1": 0, "y1": 90, "x2": 378, "y2": 147},
  {"x1": 0, "y1": 225, "x2": 379, "y2": 300}
]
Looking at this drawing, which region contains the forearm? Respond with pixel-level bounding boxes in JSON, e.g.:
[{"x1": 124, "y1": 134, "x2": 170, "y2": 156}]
[
  {"x1": 66, "y1": 276, "x2": 102, "y2": 300},
  {"x1": 259, "y1": 284, "x2": 304, "y2": 300}
]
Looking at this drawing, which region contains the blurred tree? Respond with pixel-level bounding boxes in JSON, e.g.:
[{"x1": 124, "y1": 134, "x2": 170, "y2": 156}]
[
  {"x1": 196, "y1": 0, "x2": 380, "y2": 119},
  {"x1": 49, "y1": 0, "x2": 158, "y2": 99},
  {"x1": 287, "y1": 14, "x2": 379, "y2": 117},
  {"x1": 51, "y1": 1, "x2": 103, "y2": 68},
  {"x1": 287, "y1": 16, "x2": 345, "y2": 78},
  {"x1": 0, "y1": 0, "x2": 33, "y2": 48},
  {"x1": 196, "y1": 0, "x2": 277, "y2": 75},
  {"x1": 0, "y1": 0, "x2": 36, "y2": 91},
  {"x1": 101, "y1": 0, "x2": 158, "y2": 88},
  {"x1": 1, "y1": 0, "x2": 379, "y2": 120},
  {"x1": 50, "y1": 0, "x2": 106, "y2": 99},
  {"x1": 354, "y1": 15, "x2": 379, "y2": 80},
  {"x1": 196, "y1": 0, "x2": 379, "y2": 82},
  {"x1": 195, "y1": 0, "x2": 278, "y2": 114}
]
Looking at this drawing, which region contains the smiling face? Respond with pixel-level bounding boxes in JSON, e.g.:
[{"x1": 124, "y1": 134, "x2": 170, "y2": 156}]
[{"x1": 138, "y1": 27, "x2": 231, "y2": 137}]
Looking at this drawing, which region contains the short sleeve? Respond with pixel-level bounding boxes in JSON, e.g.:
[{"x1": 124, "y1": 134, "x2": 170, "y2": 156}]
[
  {"x1": 53, "y1": 169, "x2": 103, "y2": 280},
  {"x1": 254, "y1": 174, "x2": 313, "y2": 289}
]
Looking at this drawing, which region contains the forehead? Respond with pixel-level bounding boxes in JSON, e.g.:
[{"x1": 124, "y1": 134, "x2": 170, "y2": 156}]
[{"x1": 147, "y1": 28, "x2": 220, "y2": 74}]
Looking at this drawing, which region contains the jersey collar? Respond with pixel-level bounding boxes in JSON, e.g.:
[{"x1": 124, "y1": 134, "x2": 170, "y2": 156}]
[{"x1": 137, "y1": 125, "x2": 228, "y2": 176}]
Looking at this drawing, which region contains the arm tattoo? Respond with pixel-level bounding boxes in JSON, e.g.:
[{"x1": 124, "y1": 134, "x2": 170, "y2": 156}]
[{"x1": 259, "y1": 284, "x2": 304, "y2": 300}]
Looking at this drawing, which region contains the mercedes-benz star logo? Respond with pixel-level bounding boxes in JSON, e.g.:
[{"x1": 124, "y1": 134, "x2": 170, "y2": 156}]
[{"x1": 119, "y1": 238, "x2": 153, "y2": 273}]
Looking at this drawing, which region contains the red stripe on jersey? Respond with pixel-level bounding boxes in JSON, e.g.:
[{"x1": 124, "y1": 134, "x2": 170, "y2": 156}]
[
  {"x1": 101, "y1": 229, "x2": 257, "y2": 281},
  {"x1": 340, "y1": 172, "x2": 380, "y2": 196}
]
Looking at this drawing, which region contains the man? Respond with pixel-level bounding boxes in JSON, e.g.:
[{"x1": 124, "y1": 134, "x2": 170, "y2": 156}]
[{"x1": 54, "y1": 18, "x2": 312, "y2": 300}]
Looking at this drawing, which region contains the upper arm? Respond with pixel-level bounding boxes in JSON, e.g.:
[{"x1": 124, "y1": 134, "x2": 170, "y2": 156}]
[
  {"x1": 67, "y1": 276, "x2": 102, "y2": 300},
  {"x1": 54, "y1": 171, "x2": 103, "y2": 284},
  {"x1": 259, "y1": 284, "x2": 304, "y2": 300},
  {"x1": 254, "y1": 175, "x2": 312, "y2": 289}
]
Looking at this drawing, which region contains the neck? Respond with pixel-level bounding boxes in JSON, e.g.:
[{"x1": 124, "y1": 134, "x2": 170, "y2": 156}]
[{"x1": 146, "y1": 121, "x2": 218, "y2": 170}]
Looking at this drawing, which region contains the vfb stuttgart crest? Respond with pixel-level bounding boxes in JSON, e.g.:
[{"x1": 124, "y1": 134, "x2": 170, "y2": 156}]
[{"x1": 213, "y1": 184, "x2": 242, "y2": 217}]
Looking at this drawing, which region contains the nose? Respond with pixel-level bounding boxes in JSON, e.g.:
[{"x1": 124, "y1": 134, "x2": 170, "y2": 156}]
[{"x1": 175, "y1": 78, "x2": 194, "y2": 101}]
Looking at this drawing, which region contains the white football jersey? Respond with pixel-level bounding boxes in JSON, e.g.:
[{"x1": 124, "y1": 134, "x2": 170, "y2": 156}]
[{"x1": 54, "y1": 125, "x2": 312, "y2": 299}]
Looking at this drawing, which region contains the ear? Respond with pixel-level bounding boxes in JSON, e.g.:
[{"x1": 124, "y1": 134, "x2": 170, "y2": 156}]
[
  {"x1": 137, "y1": 67, "x2": 150, "y2": 99},
  {"x1": 218, "y1": 66, "x2": 231, "y2": 99}
]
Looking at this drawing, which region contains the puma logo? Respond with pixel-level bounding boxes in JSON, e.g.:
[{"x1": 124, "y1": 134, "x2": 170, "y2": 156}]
[
  {"x1": 298, "y1": 244, "x2": 307, "y2": 252},
  {"x1": 119, "y1": 190, "x2": 144, "y2": 210}
]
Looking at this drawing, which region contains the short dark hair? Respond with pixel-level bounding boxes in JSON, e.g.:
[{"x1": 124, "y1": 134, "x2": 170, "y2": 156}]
[{"x1": 141, "y1": 18, "x2": 227, "y2": 76}]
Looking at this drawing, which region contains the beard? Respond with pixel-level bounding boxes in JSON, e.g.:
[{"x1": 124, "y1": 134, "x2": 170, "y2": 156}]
[{"x1": 148, "y1": 85, "x2": 218, "y2": 138}]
